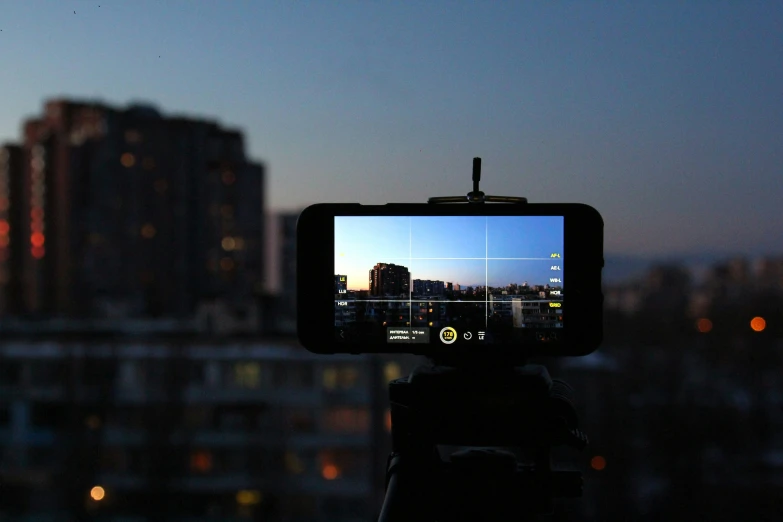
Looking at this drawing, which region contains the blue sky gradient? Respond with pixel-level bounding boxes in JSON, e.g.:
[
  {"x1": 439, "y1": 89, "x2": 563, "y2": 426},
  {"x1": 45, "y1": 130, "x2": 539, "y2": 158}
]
[
  {"x1": 1, "y1": 1, "x2": 781, "y2": 257},
  {"x1": 335, "y1": 216, "x2": 562, "y2": 289}
]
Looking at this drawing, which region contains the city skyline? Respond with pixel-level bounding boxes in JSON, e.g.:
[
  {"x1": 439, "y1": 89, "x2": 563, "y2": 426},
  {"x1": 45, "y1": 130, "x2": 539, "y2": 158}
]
[
  {"x1": 335, "y1": 216, "x2": 563, "y2": 290},
  {"x1": 340, "y1": 272, "x2": 559, "y2": 294}
]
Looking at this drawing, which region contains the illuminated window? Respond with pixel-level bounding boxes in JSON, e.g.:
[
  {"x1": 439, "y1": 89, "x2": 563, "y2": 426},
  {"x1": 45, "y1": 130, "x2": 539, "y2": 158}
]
[
  {"x1": 0, "y1": 220, "x2": 8, "y2": 235},
  {"x1": 89, "y1": 486, "x2": 105, "y2": 501},
  {"x1": 751, "y1": 317, "x2": 766, "y2": 332},
  {"x1": 323, "y1": 367, "x2": 338, "y2": 390},
  {"x1": 120, "y1": 153, "x2": 136, "y2": 168},
  {"x1": 339, "y1": 366, "x2": 358, "y2": 388},
  {"x1": 323, "y1": 365, "x2": 360, "y2": 391},
  {"x1": 591, "y1": 455, "x2": 606, "y2": 471},
  {"x1": 234, "y1": 362, "x2": 261, "y2": 388},
  {"x1": 236, "y1": 490, "x2": 262, "y2": 506},
  {"x1": 141, "y1": 223, "x2": 156, "y2": 239},
  {"x1": 322, "y1": 463, "x2": 339, "y2": 480},
  {"x1": 696, "y1": 318, "x2": 713, "y2": 333},
  {"x1": 221, "y1": 237, "x2": 236, "y2": 251},
  {"x1": 385, "y1": 409, "x2": 392, "y2": 432},
  {"x1": 323, "y1": 407, "x2": 370, "y2": 434},
  {"x1": 318, "y1": 449, "x2": 367, "y2": 480},
  {"x1": 30, "y1": 232, "x2": 45, "y2": 247},
  {"x1": 384, "y1": 362, "x2": 402, "y2": 382}
]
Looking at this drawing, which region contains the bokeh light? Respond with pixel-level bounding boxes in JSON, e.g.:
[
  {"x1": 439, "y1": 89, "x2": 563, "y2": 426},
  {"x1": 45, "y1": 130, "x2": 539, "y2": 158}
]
[
  {"x1": 221, "y1": 237, "x2": 236, "y2": 251},
  {"x1": 120, "y1": 153, "x2": 136, "y2": 168},
  {"x1": 90, "y1": 486, "x2": 105, "y2": 501},
  {"x1": 750, "y1": 317, "x2": 766, "y2": 332},
  {"x1": 322, "y1": 464, "x2": 339, "y2": 480},
  {"x1": 30, "y1": 232, "x2": 45, "y2": 247},
  {"x1": 385, "y1": 409, "x2": 392, "y2": 432},
  {"x1": 141, "y1": 223, "x2": 156, "y2": 239},
  {"x1": 236, "y1": 490, "x2": 262, "y2": 506},
  {"x1": 591, "y1": 456, "x2": 607, "y2": 471},
  {"x1": 697, "y1": 318, "x2": 713, "y2": 333}
]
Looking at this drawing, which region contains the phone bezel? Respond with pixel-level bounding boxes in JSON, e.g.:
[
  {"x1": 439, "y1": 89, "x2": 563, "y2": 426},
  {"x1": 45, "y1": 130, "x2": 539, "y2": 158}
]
[{"x1": 297, "y1": 203, "x2": 603, "y2": 362}]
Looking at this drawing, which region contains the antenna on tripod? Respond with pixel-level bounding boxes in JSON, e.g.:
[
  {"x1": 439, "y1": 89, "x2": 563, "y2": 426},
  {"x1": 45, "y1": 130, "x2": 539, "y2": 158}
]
[{"x1": 428, "y1": 157, "x2": 528, "y2": 204}]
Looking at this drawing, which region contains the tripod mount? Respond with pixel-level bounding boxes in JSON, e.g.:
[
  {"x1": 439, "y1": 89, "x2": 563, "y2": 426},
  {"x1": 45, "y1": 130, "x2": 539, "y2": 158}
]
[{"x1": 378, "y1": 159, "x2": 588, "y2": 522}]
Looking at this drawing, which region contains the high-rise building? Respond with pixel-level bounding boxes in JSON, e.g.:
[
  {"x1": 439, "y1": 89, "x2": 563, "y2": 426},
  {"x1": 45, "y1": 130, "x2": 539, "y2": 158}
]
[
  {"x1": 0, "y1": 144, "x2": 24, "y2": 315},
  {"x1": 368, "y1": 263, "x2": 410, "y2": 297},
  {"x1": 7, "y1": 99, "x2": 265, "y2": 318}
]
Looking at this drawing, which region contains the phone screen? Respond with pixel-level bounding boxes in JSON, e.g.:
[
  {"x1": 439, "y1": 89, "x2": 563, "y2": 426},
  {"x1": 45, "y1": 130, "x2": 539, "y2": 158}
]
[{"x1": 333, "y1": 215, "x2": 564, "y2": 346}]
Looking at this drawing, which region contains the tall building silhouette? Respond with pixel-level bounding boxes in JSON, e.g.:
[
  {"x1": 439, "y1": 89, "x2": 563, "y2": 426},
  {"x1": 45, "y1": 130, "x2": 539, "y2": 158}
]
[
  {"x1": 368, "y1": 263, "x2": 410, "y2": 297},
  {"x1": 0, "y1": 144, "x2": 24, "y2": 315},
  {"x1": 4, "y1": 99, "x2": 265, "y2": 318}
]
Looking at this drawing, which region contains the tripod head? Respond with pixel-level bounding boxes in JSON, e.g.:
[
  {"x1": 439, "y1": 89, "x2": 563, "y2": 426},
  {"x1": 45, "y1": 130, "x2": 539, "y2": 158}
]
[
  {"x1": 378, "y1": 160, "x2": 589, "y2": 521},
  {"x1": 427, "y1": 157, "x2": 528, "y2": 205}
]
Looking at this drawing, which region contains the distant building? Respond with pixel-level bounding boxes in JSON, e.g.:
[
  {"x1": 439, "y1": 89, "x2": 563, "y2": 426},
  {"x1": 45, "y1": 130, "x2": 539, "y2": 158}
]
[
  {"x1": 3, "y1": 99, "x2": 265, "y2": 319},
  {"x1": 368, "y1": 263, "x2": 410, "y2": 297},
  {"x1": 412, "y1": 279, "x2": 445, "y2": 297}
]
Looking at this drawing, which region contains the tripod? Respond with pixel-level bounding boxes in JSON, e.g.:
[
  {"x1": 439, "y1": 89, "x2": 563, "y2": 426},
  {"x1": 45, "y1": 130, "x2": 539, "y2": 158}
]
[
  {"x1": 377, "y1": 362, "x2": 587, "y2": 522},
  {"x1": 377, "y1": 159, "x2": 588, "y2": 521}
]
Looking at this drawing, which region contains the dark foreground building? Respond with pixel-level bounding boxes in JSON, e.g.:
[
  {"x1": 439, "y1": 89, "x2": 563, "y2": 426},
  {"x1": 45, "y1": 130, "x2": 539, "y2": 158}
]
[{"x1": 0, "y1": 325, "x2": 419, "y2": 522}]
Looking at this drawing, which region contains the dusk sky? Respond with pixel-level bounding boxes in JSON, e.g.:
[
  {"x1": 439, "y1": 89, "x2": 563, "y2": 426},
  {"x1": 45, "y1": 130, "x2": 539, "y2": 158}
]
[
  {"x1": 1, "y1": 1, "x2": 781, "y2": 257},
  {"x1": 335, "y1": 216, "x2": 562, "y2": 289}
]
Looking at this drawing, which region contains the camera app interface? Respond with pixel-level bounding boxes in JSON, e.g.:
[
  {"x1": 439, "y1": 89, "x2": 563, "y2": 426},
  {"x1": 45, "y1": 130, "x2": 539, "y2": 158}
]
[{"x1": 334, "y1": 216, "x2": 564, "y2": 345}]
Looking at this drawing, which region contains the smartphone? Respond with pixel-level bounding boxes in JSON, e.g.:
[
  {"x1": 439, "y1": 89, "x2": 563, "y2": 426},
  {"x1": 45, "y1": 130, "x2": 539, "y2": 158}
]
[{"x1": 296, "y1": 203, "x2": 603, "y2": 364}]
